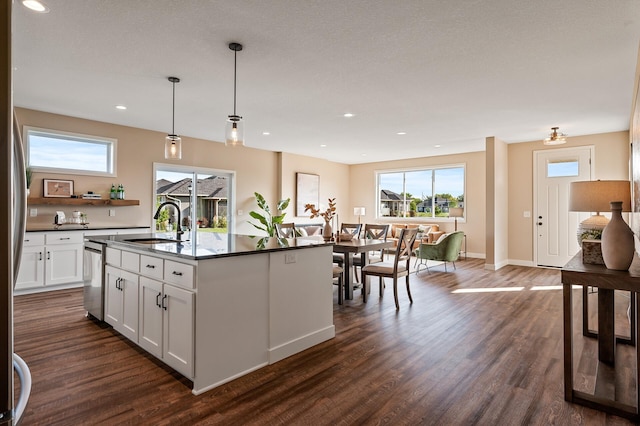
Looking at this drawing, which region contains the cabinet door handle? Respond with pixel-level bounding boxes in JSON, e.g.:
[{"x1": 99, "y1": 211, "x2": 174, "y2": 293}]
[
  {"x1": 38, "y1": 252, "x2": 42, "y2": 261},
  {"x1": 116, "y1": 277, "x2": 123, "y2": 291},
  {"x1": 156, "y1": 292, "x2": 162, "y2": 308},
  {"x1": 46, "y1": 251, "x2": 50, "y2": 260},
  {"x1": 60, "y1": 237, "x2": 70, "y2": 240},
  {"x1": 172, "y1": 271, "x2": 183, "y2": 276},
  {"x1": 162, "y1": 294, "x2": 168, "y2": 311},
  {"x1": 146, "y1": 264, "x2": 155, "y2": 269}
]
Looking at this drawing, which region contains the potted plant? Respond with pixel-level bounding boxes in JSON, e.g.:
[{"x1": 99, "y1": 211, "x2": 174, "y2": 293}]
[
  {"x1": 25, "y1": 167, "x2": 32, "y2": 196},
  {"x1": 249, "y1": 192, "x2": 290, "y2": 237},
  {"x1": 305, "y1": 198, "x2": 336, "y2": 241}
]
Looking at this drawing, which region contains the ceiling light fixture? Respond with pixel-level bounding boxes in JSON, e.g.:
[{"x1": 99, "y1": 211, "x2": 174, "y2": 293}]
[
  {"x1": 226, "y1": 42, "x2": 244, "y2": 147},
  {"x1": 397, "y1": 132, "x2": 406, "y2": 135},
  {"x1": 165, "y1": 77, "x2": 182, "y2": 160},
  {"x1": 262, "y1": 131, "x2": 270, "y2": 136},
  {"x1": 543, "y1": 126, "x2": 567, "y2": 145},
  {"x1": 22, "y1": 0, "x2": 49, "y2": 12},
  {"x1": 343, "y1": 113, "x2": 354, "y2": 118},
  {"x1": 115, "y1": 105, "x2": 127, "y2": 110}
]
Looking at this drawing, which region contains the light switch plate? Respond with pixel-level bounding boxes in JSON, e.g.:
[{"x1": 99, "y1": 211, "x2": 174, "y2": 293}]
[
  {"x1": 523, "y1": 211, "x2": 531, "y2": 218},
  {"x1": 109, "y1": 209, "x2": 115, "y2": 217},
  {"x1": 285, "y1": 253, "x2": 297, "y2": 264},
  {"x1": 29, "y1": 208, "x2": 37, "y2": 217}
]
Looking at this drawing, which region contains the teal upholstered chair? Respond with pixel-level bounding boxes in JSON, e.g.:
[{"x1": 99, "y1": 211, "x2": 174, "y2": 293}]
[{"x1": 414, "y1": 231, "x2": 464, "y2": 274}]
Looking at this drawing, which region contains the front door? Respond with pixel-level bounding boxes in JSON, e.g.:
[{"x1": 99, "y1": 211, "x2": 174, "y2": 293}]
[{"x1": 534, "y1": 147, "x2": 593, "y2": 267}]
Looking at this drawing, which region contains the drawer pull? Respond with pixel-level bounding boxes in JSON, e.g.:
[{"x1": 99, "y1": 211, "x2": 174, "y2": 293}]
[
  {"x1": 24, "y1": 239, "x2": 29, "y2": 242},
  {"x1": 60, "y1": 237, "x2": 71, "y2": 240},
  {"x1": 146, "y1": 264, "x2": 156, "y2": 269},
  {"x1": 172, "y1": 271, "x2": 183, "y2": 276}
]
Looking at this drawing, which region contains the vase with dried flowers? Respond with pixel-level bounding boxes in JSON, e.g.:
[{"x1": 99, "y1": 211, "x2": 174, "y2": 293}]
[{"x1": 305, "y1": 198, "x2": 336, "y2": 241}]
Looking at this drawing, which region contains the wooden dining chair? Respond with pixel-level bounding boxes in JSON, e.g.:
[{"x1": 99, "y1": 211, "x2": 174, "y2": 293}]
[
  {"x1": 333, "y1": 223, "x2": 363, "y2": 266},
  {"x1": 361, "y1": 227, "x2": 418, "y2": 310},
  {"x1": 275, "y1": 222, "x2": 296, "y2": 238},
  {"x1": 333, "y1": 265, "x2": 344, "y2": 305},
  {"x1": 352, "y1": 224, "x2": 389, "y2": 283}
]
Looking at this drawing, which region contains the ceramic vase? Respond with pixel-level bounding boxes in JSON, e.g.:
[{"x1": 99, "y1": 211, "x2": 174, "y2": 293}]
[
  {"x1": 601, "y1": 201, "x2": 635, "y2": 270},
  {"x1": 323, "y1": 221, "x2": 332, "y2": 241}
]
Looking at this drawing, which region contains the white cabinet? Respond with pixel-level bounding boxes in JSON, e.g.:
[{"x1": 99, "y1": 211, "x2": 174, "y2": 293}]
[
  {"x1": 139, "y1": 276, "x2": 194, "y2": 378},
  {"x1": 105, "y1": 265, "x2": 139, "y2": 342},
  {"x1": 16, "y1": 232, "x2": 83, "y2": 291}
]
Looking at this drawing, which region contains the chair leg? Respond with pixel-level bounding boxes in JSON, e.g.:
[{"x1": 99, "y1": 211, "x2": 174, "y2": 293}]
[
  {"x1": 393, "y1": 277, "x2": 399, "y2": 310},
  {"x1": 406, "y1": 274, "x2": 413, "y2": 304},
  {"x1": 379, "y1": 277, "x2": 384, "y2": 297},
  {"x1": 362, "y1": 272, "x2": 368, "y2": 303},
  {"x1": 452, "y1": 261, "x2": 456, "y2": 270},
  {"x1": 354, "y1": 265, "x2": 359, "y2": 283},
  {"x1": 338, "y1": 274, "x2": 343, "y2": 305},
  {"x1": 444, "y1": 262, "x2": 448, "y2": 272}
]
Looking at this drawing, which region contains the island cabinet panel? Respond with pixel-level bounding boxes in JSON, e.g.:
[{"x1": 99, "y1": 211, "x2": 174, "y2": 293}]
[
  {"x1": 268, "y1": 245, "x2": 334, "y2": 363},
  {"x1": 104, "y1": 265, "x2": 139, "y2": 342},
  {"x1": 139, "y1": 276, "x2": 194, "y2": 378},
  {"x1": 194, "y1": 254, "x2": 270, "y2": 394}
]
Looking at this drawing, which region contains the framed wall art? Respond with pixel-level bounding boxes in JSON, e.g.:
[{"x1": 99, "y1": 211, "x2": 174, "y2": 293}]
[
  {"x1": 44, "y1": 179, "x2": 74, "y2": 198},
  {"x1": 296, "y1": 172, "x2": 320, "y2": 216}
]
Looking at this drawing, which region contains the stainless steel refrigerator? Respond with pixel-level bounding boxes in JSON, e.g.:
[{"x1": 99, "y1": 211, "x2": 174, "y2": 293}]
[{"x1": 2, "y1": 2, "x2": 31, "y2": 424}]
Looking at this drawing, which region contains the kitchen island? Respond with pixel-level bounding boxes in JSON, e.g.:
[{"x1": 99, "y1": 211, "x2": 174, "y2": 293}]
[{"x1": 85, "y1": 232, "x2": 335, "y2": 395}]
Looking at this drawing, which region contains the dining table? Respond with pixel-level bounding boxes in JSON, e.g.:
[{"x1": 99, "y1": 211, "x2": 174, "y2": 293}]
[{"x1": 332, "y1": 238, "x2": 394, "y2": 300}]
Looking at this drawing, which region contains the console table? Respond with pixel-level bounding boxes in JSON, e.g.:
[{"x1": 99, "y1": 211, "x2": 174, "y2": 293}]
[{"x1": 561, "y1": 252, "x2": 640, "y2": 420}]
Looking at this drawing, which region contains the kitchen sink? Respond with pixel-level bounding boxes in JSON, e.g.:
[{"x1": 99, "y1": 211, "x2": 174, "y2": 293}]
[{"x1": 124, "y1": 238, "x2": 184, "y2": 244}]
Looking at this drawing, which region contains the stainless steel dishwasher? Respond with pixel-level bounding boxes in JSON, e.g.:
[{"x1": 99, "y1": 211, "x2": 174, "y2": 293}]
[{"x1": 83, "y1": 240, "x2": 106, "y2": 320}]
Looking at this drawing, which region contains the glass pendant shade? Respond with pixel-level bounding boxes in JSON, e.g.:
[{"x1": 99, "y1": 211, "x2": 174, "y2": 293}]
[
  {"x1": 225, "y1": 115, "x2": 244, "y2": 147},
  {"x1": 165, "y1": 135, "x2": 182, "y2": 159}
]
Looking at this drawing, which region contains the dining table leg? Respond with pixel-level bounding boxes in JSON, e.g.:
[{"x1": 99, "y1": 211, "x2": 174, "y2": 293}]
[{"x1": 343, "y1": 252, "x2": 354, "y2": 300}]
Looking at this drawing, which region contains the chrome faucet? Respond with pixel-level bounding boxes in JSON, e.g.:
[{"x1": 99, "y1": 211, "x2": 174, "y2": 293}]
[{"x1": 153, "y1": 201, "x2": 184, "y2": 241}]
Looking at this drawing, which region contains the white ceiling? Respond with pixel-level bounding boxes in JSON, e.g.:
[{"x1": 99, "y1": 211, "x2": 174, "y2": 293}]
[{"x1": 12, "y1": 0, "x2": 640, "y2": 164}]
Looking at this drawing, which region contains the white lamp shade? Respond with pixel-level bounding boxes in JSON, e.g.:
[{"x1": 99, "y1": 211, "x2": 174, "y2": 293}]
[
  {"x1": 449, "y1": 207, "x2": 464, "y2": 218},
  {"x1": 225, "y1": 116, "x2": 244, "y2": 147},
  {"x1": 165, "y1": 135, "x2": 182, "y2": 159},
  {"x1": 569, "y1": 180, "x2": 631, "y2": 213}
]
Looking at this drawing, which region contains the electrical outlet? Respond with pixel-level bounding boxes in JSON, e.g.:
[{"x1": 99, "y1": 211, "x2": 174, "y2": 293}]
[
  {"x1": 237, "y1": 209, "x2": 243, "y2": 216},
  {"x1": 29, "y1": 208, "x2": 37, "y2": 217},
  {"x1": 523, "y1": 211, "x2": 531, "y2": 218},
  {"x1": 285, "y1": 253, "x2": 297, "y2": 264},
  {"x1": 109, "y1": 209, "x2": 115, "y2": 217}
]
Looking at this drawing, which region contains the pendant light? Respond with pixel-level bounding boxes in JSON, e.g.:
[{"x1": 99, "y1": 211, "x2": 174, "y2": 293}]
[
  {"x1": 165, "y1": 76, "x2": 182, "y2": 159},
  {"x1": 543, "y1": 126, "x2": 567, "y2": 145},
  {"x1": 225, "y1": 42, "x2": 244, "y2": 147}
]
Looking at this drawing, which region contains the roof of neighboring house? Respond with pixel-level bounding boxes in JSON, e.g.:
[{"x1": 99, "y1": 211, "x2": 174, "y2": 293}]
[
  {"x1": 156, "y1": 177, "x2": 228, "y2": 199},
  {"x1": 380, "y1": 189, "x2": 403, "y2": 202}
]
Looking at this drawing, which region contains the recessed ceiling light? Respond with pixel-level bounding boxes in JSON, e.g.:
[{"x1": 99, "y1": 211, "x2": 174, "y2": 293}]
[
  {"x1": 397, "y1": 132, "x2": 406, "y2": 135},
  {"x1": 434, "y1": 144, "x2": 441, "y2": 148},
  {"x1": 262, "y1": 131, "x2": 270, "y2": 136},
  {"x1": 22, "y1": 0, "x2": 49, "y2": 12},
  {"x1": 343, "y1": 113, "x2": 355, "y2": 118},
  {"x1": 320, "y1": 144, "x2": 327, "y2": 148},
  {"x1": 115, "y1": 105, "x2": 127, "y2": 110},
  {"x1": 361, "y1": 153, "x2": 367, "y2": 156}
]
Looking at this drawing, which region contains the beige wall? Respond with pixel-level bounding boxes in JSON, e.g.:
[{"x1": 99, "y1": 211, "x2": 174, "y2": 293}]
[
  {"x1": 485, "y1": 136, "x2": 509, "y2": 269},
  {"x1": 349, "y1": 151, "x2": 486, "y2": 257},
  {"x1": 507, "y1": 131, "x2": 630, "y2": 264},
  {"x1": 279, "y1": 152, "x2": 350, "y2": 226},
  {"x1": 16, "y1": 108, "x2": 335, "y2": 235}
]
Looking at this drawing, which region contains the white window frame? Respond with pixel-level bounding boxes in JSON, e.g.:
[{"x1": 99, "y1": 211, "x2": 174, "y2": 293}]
[
  {"x1": 24, "y1": 126, "x2": 117, "y2": 177},
  {"x1": 375, "y1": 163, "x2": 466, "y2": 222}
]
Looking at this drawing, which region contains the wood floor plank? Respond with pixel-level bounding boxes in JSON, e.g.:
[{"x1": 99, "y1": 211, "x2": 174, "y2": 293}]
[{"x1": 12, "y1": 258, "x2": 639, "y2": 425}]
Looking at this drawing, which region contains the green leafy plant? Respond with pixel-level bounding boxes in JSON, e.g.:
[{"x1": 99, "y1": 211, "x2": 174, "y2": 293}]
[
  {"x1": 25, "y1": 167, "x2": 32, "y2": 189},
  {"x1": 249, "y1": 192, "x2": 290, "y2": 237}
]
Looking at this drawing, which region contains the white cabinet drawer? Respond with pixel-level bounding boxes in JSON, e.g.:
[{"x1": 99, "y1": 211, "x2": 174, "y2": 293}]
[
  {"x1": 105, "y1": 247, "x2": 121, "y2": 267},
  {"x1": 140, "y1": 255, "x2": 163, "y2": 280},
  {"x1": 23, "y1": 233, "x2": 45, "y2": 246},
  {"x1": 46, "y1": 232, "x2": 83, "y2": 245},
  {"x1": 121, "y1": 251, "x2": 140, "y2": 273},
  {"x1": 164, "y1": 260, "x2": 194, "y2": 289}
]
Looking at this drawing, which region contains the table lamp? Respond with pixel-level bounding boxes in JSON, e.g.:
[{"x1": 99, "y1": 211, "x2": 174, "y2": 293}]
[
  {"x1": 353, "y1": 207, "x2": 365, "y2": 224},
  {"x1": 449, "y1": 207, "x2": 464, "y2": 231},
  {"x1": 569, "y1": 180, "x2": 633, "y2": 270}
]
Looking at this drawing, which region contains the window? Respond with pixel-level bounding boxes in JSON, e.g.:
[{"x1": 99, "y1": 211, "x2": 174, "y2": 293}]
[
  {"x1": 547, "y1": 159, "x2": 579, "y2": 178},
  {"x1": 25, "y1": 126, "x2": 116, "y2": 176},
  {"x1": 154, "y1": 164, "x2": 234, "y2": 236},
  {"x1": 376, "y1": 165, "x2": 465, "y2": 219}
]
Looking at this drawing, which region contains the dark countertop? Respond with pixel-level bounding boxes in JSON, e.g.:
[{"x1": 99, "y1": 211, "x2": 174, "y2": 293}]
[
  {"x1": 27, "y1": 225, "x2": 150, "y2": 232},
  {"x1": 85, "y1": 232, "x2": 333, "y2": 261}
]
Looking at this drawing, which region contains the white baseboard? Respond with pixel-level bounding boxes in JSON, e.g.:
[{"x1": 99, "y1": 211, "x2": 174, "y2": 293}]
[
  {"x1": 268, "y1": 325, "x2": 335, "y2": 364},
  {"x1": 507, "y1": 259, "x2": 535, "y2": 267}
]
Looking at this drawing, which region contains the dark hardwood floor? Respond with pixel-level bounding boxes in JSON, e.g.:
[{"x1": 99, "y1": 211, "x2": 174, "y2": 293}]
[{"x1": 13, "y1": 259, "x2": 638, "y2": 425}]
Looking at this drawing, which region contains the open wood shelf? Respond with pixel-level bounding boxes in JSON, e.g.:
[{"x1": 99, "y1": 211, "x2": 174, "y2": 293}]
[{"x1": 27, "y1": 197, "x2": 140, "y2": 206}]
